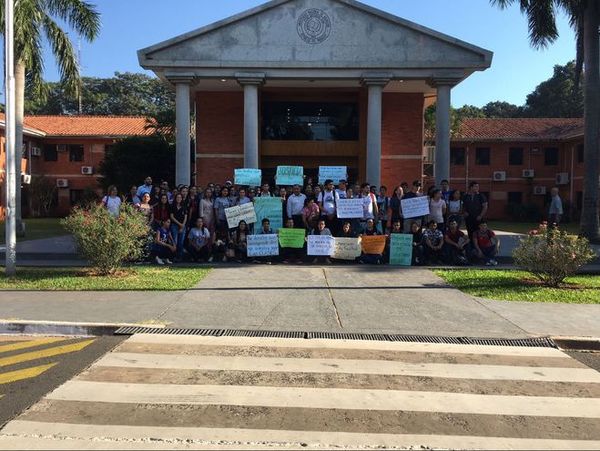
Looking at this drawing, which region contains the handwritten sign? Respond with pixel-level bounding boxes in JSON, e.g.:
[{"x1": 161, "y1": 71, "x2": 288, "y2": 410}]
[
  {"x1": 319, "y1": 166, "x2": 347, "y2": 185},
  {"x1": 247, "y1": 234, "x2": 280, "y2": 257},
  {"x1": 276, "y1": 166, "x2": 304, "y2": 186},
  {"x1": 224, "y1": 203, "x2": 257, "y2": 229},
  {"x1": 390, "y1": 234, "x2": 413, "y2": 266},
  {"x1": 401, "y1": 196, "x2": 430, "y2": 219},
  {"x1": 361, "y1": 235, "x2": 387, "y2": 254},
  {"x1": 307, "y1": 235, "x2": 335, "y2": 256},
  {"x1": 234, "y1": 168, "x2": 262, "y2": 187},
  {"x1": 253, "y1": 197, "x2": 283, "y2": 233},
  {"x1": 278, "y1": 228, "x2": 306, "y2": 248},
  {"x1": 336, "y1": 198, "x2": 364, "y2": 219},
  {"x1": 332, "y1": 237, "x2": 362, "y2": 261}
]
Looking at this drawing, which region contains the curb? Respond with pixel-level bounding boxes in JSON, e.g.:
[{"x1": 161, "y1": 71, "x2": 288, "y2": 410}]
[
  {"x1": 0, "y1": 320, "x2": 165, "y2": 337},
  {"x1": 552, "y1": 336, "x2": 600, "y2": 352}
]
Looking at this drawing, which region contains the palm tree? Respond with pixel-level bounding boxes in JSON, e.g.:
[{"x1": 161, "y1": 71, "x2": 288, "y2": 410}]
[
  {"x1": 0, "y1": 0, "x2": 101, "y2": 233},
  {"x1": 491, "y1": 0, "x2": 600, "y2": 242}
]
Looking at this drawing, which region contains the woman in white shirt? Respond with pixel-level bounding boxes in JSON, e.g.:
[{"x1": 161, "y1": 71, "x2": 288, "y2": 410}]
[
  {"x1": 101, "y1": 185, "x2": 122, "y2": 217},
  {"x1": 447, "y1": 189, "x2": 464, "y2": 228},
  {"x1": 429, "y1": 188, "x2": 447, "y2": 233}
]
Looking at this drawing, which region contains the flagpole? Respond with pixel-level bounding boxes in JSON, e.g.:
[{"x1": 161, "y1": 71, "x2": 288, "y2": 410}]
[{"x1": 5, "y1": 0, "x2": 17, "y2": 276}]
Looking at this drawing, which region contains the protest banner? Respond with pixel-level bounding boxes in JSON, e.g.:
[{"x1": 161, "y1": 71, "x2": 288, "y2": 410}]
[
  {"x1": 401, "y1": 196, "x2": 430, "y2": 219},
  {"x1": 336, "y1": 198, "x2": 364, "y2": 219},
  {"x1": 278, "y1": 228, "x2": 305, "y2": 248},
  {"x1": 224, "y1": 203, "x2": 257, "y2": 229},
  {"x1": 253, "y1": 197, "x2": 283, "y2": 233},
  {"x1": 234, "y1": 168, "x2": 262, "y2": 187},
  {"x1": 276, "y1": 166, "x2": 304, "y2": 186},
  {"x1": 361, "y1": 235, "x2": 387, "y2": 254},
  {"x1": 307, "y1": 235, "x2": 335, "y2": 256},
  {"x1": 318, "y1": 166, "x2": 347, "y2": 185},
  {"x1": 247, "y1": 234, "x2": 280, "y2": 257},
  {"x1": 331, "y1": 237, "x2": 362, "y2": 260},
  {"x1": 389, "y1": 234, "x2": 413, "y2": 266}
]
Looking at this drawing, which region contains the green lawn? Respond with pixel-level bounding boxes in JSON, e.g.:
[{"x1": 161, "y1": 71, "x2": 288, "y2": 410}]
[
  {"x1": 0, "y1": 266, "x2": 211, "y2": 291},
  {"x1": 488, "y1": 221, "x2": 580, "y2": 235},
  {"x1": 435, "y1": 269, "x2": 600, "y2": 304},
  {"x1": 0, "y1": 218, "x2": 66, "y2": 244}
]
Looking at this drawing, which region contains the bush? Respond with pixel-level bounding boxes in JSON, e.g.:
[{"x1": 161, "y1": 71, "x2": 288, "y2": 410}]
[
  {"x1": 62, "y1": 203, "x2": 150, "y2": 275},
  {"x1": 513, "y1": 223, "x2": 596, "y2": 287}
]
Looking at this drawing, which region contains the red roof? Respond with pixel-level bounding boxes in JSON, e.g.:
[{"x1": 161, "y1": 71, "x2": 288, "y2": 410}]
[{"x1": 452, "y1": 118, "x2": 584, "y2": 141}]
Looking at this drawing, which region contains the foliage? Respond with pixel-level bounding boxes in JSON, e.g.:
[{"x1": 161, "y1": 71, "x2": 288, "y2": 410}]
[
  {"x1": 512, "y1": 223, "x2": 595, "y2": 287},
  {"x1": 61, "y1": 203, "x2": 150, "y2": 275},
  {"x1": 483, "y1": 101, "x2": 525, "y2": 118},
  {"x1": 505, "y1": 202, "x2": 542, "y2": 222},
  {"x1": 74, "y1": 187, "x2": 100, "y2": 209},
  {"x1": 98, "y1": 136, "x2": 175, "y2": 193},
  {"x1": 28, "y1": 176, "x2": 57, "y2": 218}
]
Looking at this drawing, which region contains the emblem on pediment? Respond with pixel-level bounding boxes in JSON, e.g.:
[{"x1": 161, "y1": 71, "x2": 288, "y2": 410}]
[{"x1": 297, "y1": 9, "x2": 332, "y2": 44}]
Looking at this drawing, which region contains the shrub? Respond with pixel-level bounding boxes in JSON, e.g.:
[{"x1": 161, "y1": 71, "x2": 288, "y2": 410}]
[
  {"x1": 62, "y1": 203, "x2": 150, "y2": 275},
  {"x1": 513, "y1": 223, "x2": 596, "y2": 287}
]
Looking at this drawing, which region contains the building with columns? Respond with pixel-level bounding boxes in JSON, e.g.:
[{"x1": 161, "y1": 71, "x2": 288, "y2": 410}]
[{"x1": 138, "y1": 0, "x2": 492, "y2": 189}]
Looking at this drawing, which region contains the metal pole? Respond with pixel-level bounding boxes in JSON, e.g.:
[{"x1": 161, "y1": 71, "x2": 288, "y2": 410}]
[{"x1": 5, "y1": 0, "x2": 17, "y2": 276}]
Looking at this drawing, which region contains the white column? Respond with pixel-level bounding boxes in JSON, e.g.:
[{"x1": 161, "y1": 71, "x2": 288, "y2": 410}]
[
  {"x1": 363, "y1": 77, "x2": 389, "y2": 187},
  {"x1": 433, "y1": 80, "x2": 454, "y2": 186},
  {"x1": 175, "y1": 80, "x2": 192, "y2": 187},
  {"x1": 237, "y1": 74, "x2": 265, "y2": 169}
]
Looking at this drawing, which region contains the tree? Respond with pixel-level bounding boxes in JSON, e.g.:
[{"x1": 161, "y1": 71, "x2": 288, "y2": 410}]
[
  {"x1": 491, "y1": 0, "x2": 599, "y2": 242},
  {"x1": 98, "y1": 136, "x2": 175, "y2": 193},
  {"x1": 0, "y1": 0, "x2": 101, "y2": 234},
  {"x1": 482, "y1": 101, "x2": 524, "y2": 118}
]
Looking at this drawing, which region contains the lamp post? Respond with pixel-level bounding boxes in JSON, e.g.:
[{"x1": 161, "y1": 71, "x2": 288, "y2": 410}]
[{"x1": 5, "y1": 0, "x2": 17, "y2": 276}]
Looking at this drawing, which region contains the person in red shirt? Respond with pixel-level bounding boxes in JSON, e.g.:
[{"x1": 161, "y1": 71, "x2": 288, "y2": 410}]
[
  {"x1": 472, "y1": 221, "x2": 499, "y2": 266},
  {"x1": 443, "y1": 219, "x2": 469, "y2": 265}
]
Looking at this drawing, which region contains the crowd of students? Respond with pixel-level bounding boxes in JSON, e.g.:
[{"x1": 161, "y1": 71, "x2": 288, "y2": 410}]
[{"x1": 101, "y1": 176, "x2": 501, "y2": 266}]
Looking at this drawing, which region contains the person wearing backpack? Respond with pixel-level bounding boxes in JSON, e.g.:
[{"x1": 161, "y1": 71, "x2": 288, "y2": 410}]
[
  {"x1": 359, "y1": 183, "x2": 379, "y2": 234},
  {"x1": 101, "y1": 185, "x2": 122, "y2": 218}
]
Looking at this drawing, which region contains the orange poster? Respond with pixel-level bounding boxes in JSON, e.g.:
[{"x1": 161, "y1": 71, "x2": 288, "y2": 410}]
[{"x1": 361, "y1": 235, "x2": 387, "y2": 254}]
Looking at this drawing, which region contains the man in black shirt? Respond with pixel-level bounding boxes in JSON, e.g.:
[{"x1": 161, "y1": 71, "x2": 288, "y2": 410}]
[{"x1": 463, "y1": 181, "x2": 488, "y2": 239}]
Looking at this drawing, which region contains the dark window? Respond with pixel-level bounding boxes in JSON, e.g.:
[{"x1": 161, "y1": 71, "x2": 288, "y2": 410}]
[
  {"x1": 544, "y1": 147, "x2": 559, "y2": 165},
  {"x1": 69, "y1": 189, "x2": 84, "y2": 206},
  {"x1": 450, "y1": 147, "x2": 466, "y2": 165},
  {"x1": 576, "y1": 191, "x2": 583, "y2": 212},
  {"x1": 508, "y1": 147, "x2": 524, "y2": 166},
  {"x1": 423, "y1": 163, "x2": 434, "y2": 177},
  {"x1": 577, "y1": 144, "x2": 584, "y2": 163},
  {"x1": 69, "y1": 144, "x2": 84, "y2": 162},
  {"x1": 476, "y1": 147, "x2": 491, "y2": 165},
  {"x1": 262, "y1": 101, "x2": 359, "y2": 141},
  {"x1": 507, "y1": 192, "x2": 523, "y2": 204},
  {"x1": 43, "y1": 144, "x2": 58, "y2": 162}
]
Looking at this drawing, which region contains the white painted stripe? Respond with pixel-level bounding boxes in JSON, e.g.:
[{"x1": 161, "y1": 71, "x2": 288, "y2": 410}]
[
  {"x1": 4, "y1": 421, "x2": 600, "y2": 450},
  {"x1": 126, "y1": 334, "x2": 569, "y2": 358},
  {"x1": 46, "y1": 381, "x2": 600, "y2": 418},
  {"x1": 96, "y1": 352, "x2": 599, "y2": 383}
]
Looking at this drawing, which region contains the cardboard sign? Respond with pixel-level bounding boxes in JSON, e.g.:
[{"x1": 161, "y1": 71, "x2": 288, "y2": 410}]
[
  {"x1": 389, "y1": 233, "x2": 413, "y2": 266},
  {"x1": 361, "y1": 235, "x2": 387, "y2": 254},
  {"x1": 336, "y1": 198, "x2": 364, "y2": 219},
  {"x1": 247, "y1": 234, "x2": 280, "y2": 257},
  {"x1": 401, "y1": 196, "x2": 430, "y2": 219},
  {"x1": 234, "y1": 168, "x2": 262, "y2": 187},
  {"x1": 307, "y1": 235, "x2": 335, "y2": 256},
  {"x1": 332, "y1": 237, "x2": 362, "y2": 260},
  {"x1": 253, "y1": 197, "x2": 283, "y2": 233},
  {"x1": 276, "y1": 166, "x2": 304, "y2": 186},
  {"x1": 278, "y1": 228, "x2": 306, "y2": 248},
  {"x1": 318, "y1": 166, "x2": 347, "y2": 185},
  {"x1": 224, "y1": 203, "x2": 257, "y2": 229}
]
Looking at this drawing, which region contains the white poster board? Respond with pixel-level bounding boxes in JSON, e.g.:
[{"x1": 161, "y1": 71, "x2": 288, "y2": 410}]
[
  {"x1": 247, "y1": 234, "x2": 280, "y2": 257},
  {"x1": 224, "y1": 203, "x2": 257, "y2": 229},
  {"x1": 318, "y1": 166, "x2": 347, "y2": 185},
  {"x1": 331, "y1": 237, "x2": 362, "y2": 260},
  {"x1": 307, "y1": 235, "x2": 335, "y2": 256},
  {"x1": 336, "y1": 198, "x2": 364, "y2": 219},
  {"x1": 401, "y1": 196, "x2": 430, "y2": 219}
]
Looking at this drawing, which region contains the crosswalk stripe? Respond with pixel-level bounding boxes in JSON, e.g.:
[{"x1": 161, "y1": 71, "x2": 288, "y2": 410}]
[
  {"x1": 4, "y1": 421, "x2": 600, "y2": 450},
  {"x1": 96, "y1": 352, "x2": 600, "y2": 383},
  {"x1": 0, "y1": 338, "x2": 66, "y2": 354},
  {"x1": 0, "y1": 363, "x2": 58, "y2": 385},
  {"x1": 126, "y1": 334, "x2": 569, "y2": 358},
  {"x1": 46, "y1": 381, "x2": 600, "y2": 418},
  {"x1": 0, "y1": 339, "x2": 95, "y2": 368}
]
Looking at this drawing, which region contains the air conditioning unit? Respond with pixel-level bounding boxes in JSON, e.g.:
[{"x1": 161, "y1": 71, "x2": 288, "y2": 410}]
[
  {"x1": 556, "y1": 172, "x2": 569, "y2": 185},
  {"x1": 493, "y1": 171, "x2": 506, "y2": 182},
  {"x1": 81, "y1": 166, "x2": 94, "y2": 175},
  {"x1": 533, "y1": 186, "x2": 547, "y2": 196},
  {"x1": 56, "y1": 144, "x2": 67, "y2": 152},
  {"x1": 31, "y1": 147, "x2": 41, "y2": 157},
  {"x1": 522, "y1": 169, "x2": 535, "y2": 178},
  {"x1": 56, "y1": 178, "x2": 69, "y2": 188},
  {"x1": 21, "y1": 174, "x2": 31, "y2": 185}
]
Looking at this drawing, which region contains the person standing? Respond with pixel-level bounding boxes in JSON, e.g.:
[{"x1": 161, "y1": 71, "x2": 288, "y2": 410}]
[
  {"x1": 386, "y1": 186, "x2": 404, "y2": 231},
  {"x1": 548, "y1": 187, "x2": 563, "y2": 226},
  {"x1": 169, "y1": 193, "x2": 188, "y2": 261},
  {"x1": 463, "y1": 182, "x2": 488, "y2": 240},
  {"x1": 440, "y1": 179, "x2": 452, "y2": 203},
  {"x1": 101, "y1": 185, "x2": 122, "y2": 218},
  {"x1": 136, "y1": 176, "x2": 153, "y2": 199},
  {"x1": 318, "y1": 179, "x2": 340, "y2": 232},
  {"x1": 359, "y1": 183, "x2": 379, "y2": 234},
  {"x1": 428, "y1": 189, "x2": 447, "y2": 233},
  {"x1": 287, "y1": 184, "x2": 307, "y2": 228},
  {"x1": 377, "y1": 186, "x2": 390, "y2": 233},
  {"x1": 402, "y1": 181, "x2": 423, "y2": 233},
  {"x1": 213, "y1": 186, "x2": 233, "y2": 233}
]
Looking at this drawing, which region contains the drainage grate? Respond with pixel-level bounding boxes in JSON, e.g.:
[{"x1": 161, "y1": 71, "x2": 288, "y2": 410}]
[
  {"x1": 114, "y1": 326, "x2": 224, "y2": 336},
  {"x1": 222, "y1": 330, "x2": 305, "y2": 339},
  {"x1": 463, "y1": 337, "x2": 557, "y2": 348},
  {"x1": 388, "y1": 334, "x2": 463, "y2": 345},
  {"x1": 307, "y1": 332, "x2": 390, "y2": 341}
]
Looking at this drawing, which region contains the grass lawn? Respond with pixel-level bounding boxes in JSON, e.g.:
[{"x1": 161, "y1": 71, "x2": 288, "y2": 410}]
[
  {"x1": 488, "y1": 221, "x2": 580, "y2": 235},
  {"x1": 435, "y1": 269, "x2": 600, "y2": 304},
  {"x1": 0, "y1": 218, "x2": 66, "y2": 244},
  {"x1": 0, "y1": 266, "x2": 211, "y2": 291}
]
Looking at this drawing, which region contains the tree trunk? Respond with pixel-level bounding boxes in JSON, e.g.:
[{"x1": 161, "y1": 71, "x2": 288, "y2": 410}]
[
  {"x1": 579, "y1": 1, "x2": 600, "y2": 242},
  {"x1": 15, "y1": 61, "x2": 25, "y2": 236}
]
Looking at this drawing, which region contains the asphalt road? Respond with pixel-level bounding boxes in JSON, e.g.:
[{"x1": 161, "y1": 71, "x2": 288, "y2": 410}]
[{"x1": 0, "y1": 335, "x2": 126, "y2": 428}]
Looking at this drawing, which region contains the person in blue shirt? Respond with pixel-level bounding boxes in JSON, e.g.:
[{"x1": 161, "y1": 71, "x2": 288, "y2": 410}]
[{"x1": 136, "y1": 176, "x2": 153, "y2": 199}]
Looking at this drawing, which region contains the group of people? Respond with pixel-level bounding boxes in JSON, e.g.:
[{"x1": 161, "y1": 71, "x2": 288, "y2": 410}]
[{"x1": 101, "y1": 175, "x2": 502, "y2": 266}]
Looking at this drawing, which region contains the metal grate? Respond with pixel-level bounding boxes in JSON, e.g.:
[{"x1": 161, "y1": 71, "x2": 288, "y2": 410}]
[
  {"x1": 222, "y1": 330, "x2": 305, "y2": 339},
  {"x1": 388, "y1": 334, "x2": 463, "y2": 344},
  {"x1": 307, "y1": 332, "x2": 390, "y2": 341}
]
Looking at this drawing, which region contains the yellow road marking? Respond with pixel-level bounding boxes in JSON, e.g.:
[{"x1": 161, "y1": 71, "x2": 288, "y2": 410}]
[
  {"x1": 0, "y1": 363, "x2": 58, "y2": 385},
  {"x1": 0, "y1": 338, "x2": 66, "y2": 355},
  {"x1": 0, "y1": 339, "x2": 95, "y2": 368}
]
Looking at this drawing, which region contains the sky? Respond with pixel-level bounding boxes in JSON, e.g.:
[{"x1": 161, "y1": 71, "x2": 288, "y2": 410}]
[{"x1": 35, "y1": 0, "x2": 577, "y2": 108}]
